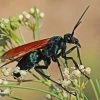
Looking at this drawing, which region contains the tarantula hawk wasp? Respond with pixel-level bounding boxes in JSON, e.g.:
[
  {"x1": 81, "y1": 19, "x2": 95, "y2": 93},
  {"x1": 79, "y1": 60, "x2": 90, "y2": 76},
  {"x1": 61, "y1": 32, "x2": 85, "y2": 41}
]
[{"x1": 0, "y1": 6, "x2": 90, "y2": 96}]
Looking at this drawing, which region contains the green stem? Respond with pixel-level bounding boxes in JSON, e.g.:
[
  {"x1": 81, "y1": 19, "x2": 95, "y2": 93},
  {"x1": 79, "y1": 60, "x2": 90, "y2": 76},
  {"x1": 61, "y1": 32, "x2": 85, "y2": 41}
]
[
  {"x1": 0, "y1": 84, "x2": 62, "y2": 100},
  {"x1": 96, "y1": 79, "x2": 100, "y2": 94},
  {"x1": 18, "y1": 30, "x2": 26, "y2": 44},
  {"x1": 9, "y1": 95, "x2": 22, "y2": 100},
  {"x1": 90, "y1": 79, "x2": 99, "y2": 100}
]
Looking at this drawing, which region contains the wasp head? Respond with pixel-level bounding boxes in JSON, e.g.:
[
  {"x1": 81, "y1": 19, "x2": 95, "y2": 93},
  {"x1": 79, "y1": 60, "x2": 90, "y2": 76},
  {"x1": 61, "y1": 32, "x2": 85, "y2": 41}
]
[
  {"x1": 63, "y1": 6, "x2": 89, "y2": 48},
  {"x1": 64, "y1": 33, "x2": 81, "y2": 47}
]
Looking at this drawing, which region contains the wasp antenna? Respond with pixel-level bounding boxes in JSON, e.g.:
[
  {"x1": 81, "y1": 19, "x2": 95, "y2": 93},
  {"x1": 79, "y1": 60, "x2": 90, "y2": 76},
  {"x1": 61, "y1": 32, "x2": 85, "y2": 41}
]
[{"x1": 72, "y1": 5, "x2": 90, "y2": 36}]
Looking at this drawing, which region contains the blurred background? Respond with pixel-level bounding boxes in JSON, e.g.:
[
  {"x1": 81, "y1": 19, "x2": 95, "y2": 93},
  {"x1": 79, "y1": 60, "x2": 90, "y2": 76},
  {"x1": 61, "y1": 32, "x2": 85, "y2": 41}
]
[{"x1": 0, "y1": 0, "x2": 100, "y2": 100}]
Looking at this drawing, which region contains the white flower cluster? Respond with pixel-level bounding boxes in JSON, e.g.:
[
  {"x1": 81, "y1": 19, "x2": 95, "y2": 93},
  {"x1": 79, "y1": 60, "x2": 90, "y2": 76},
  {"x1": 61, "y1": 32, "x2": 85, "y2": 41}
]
[
  {"x1": 0, "y1": 17, "x2": 20, "y2": 31},
  {"x1": 1, "y1": 67, "x2": 12, "y2": 76},
  {"x1": 1, "y1": 66, "x2": 27, "y2": 80},
  {"x1": 18, "y1": 7, "x2": 45, "y2": 31},
  {"x1": 0, "y1": 18, "x2": 9, "y2": 29},
  {"x1": 0, "y1": 7, "x2": 44, "y2": 36},
  {"x1": 0, "y1": 88, "x2": 11, "y2": 97},
  {"x1": 18, "y1": 7, "x2": 44, "y2": 22},
  {"x1": 79, "y1": 65, "x2": 91, "y2": 75},
  {"x1": 30, "y1": 7, "x2": 45, "y2": 18},
  {"x1": 57, "y1": 65, "x2": 91, "y2": 98},
  {"x1": 0, "y1": 79, "x2": 8, "y2": 85},
  {"x1": 62, "y1": 65, "x2": 91, "y2": 84}
]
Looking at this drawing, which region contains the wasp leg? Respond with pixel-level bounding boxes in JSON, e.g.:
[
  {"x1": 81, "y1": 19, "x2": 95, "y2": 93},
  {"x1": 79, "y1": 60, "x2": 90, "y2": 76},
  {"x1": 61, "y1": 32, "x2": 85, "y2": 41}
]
[
  {"x1": 52, "y1": 56, "x2": 64, "y2": 80},
  {"x1": 34, "y1": 68, "x2": 76, "y2": 96},
  {"x1": 65, "y1": 46, "x2": 77, "y2": 54},
  {"x1": 65, "y1": 56, "x2": 90, "y2": 79},
  {"x1": 65, "y1": 46, "x2": 82, "y2": 65},
  {"x1": 56, "y1": 59, "x2": 64, "y2": 80},
  {"x1": 34, "y1": 65, "x2": 48, "y2": 69},
  {"x1": 76, "y1": 47, "x2": 82, "y2": 65},
  {"x1": 28, "y1": 70, "x2": 40, "y2": 80}
]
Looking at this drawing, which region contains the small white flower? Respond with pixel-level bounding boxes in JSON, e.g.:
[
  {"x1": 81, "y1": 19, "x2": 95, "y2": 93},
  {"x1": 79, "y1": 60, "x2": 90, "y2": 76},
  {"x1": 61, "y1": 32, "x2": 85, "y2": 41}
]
[
  {"x1": 63, "y1": 68, "x2": 69, "y2": 76},
  {"x1": 0, "y1": 88, "x2": 10, "y2": 96},
  {"x1": 62, "y1": 90, "x2": 68, "y2": 98},
  {"x1": 56, "y1": 87, "x2": 62, "y2": 92},
  {"x1": 0, "y1": 79, "x2": 3, "y2": 84},
  {"x1": 46, "y1": 94, "x2": 52, "y2": 99},
  {"x1": 7, "y1": 68, "x2": 12, "y2": 72},
  {"x1": 62, "y1": 79, "x2": 71, "y2": 87},
  {"x1": 64, "y1": 68, "x2": 69, "y2": 74},
  {"x1": 3, "y1": 71, "x2": 10, "y2": 76},
  {"x1": 85, "y1": 67, "x2": 91, "y2": 74},
  {"x1": 3, "y1": 80, "x2": 8, "y2": 85},
  {"x1": 25, "y1": 22, "x2": 28, "y2": 25},
  {"x1": 23, "y1": 11, "x2": 30, "y2": 19},
  {"x1": 25, "y1": 13, "x2": 31, "y2": 19},
  {"x1": 36, "y1": 8, "x2": 39, "y2": 13},
  {"x1": 20, "y1": 70, "x2": 27, "y2": 76},
  {"x1": 30, "y1": 8, "x2": 35, "y2": 14},
  {"x1": 79, "y1": 65, "x2": 85, "y2": 70},
  {"x1": 74, "y1": 79, "x2": 78, "y2": 85},
  {"x1": 56, "y1": 80, "x2": 61, "y2": 84},
  {"x1": 1, "y1": 67, "x2": 12, "y2": 76},
  {"x1": 14, "y1": 67, "x2": 20, "y2": 73},
  {"x1": 4, "y1": 19, "x2": 9, "y2": 23},
  {"x1": 22, "y1": 11, "x2": 28, "y2": 15},
  {"x1": 3, "y1": 88, "x2": 10, "y2": 95},
  {"x1": 0, "y1": 23, "x2": 5, "y2": 28},
  {"x1": 1, "y1": 67, "x2": 7, "y2": 72},
  {"x1": 71, "y1": 66, "x2": 76, "y2": 70},
  {"x1": 73, "y1": 70, "x2": 81, "y2": 77},
  {"x1": 40, "y1": 12, "x2": 45, "y2": 18},
  {"x1": 46, "y1": 80, "x2": 52, "y2": 87},
  {"x1": 19, "y1": 14, "x2": 24, "y2": 20},
  {"x1": 79, "y1": 65, "x2": 85, "y2": 72}
]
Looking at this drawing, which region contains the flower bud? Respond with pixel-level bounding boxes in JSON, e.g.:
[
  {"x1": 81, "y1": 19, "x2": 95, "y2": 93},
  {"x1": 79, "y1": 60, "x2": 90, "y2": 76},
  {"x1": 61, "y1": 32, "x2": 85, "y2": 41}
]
[
  {"x1": 36, "y1": 8, "x2": 39, "y2": 13},
  {"x1": 23, "y1": 11, "x2": 31, "y2": 19},
  {"x1": 3, "y1": 80, "x2": 8, "y2": 85},
  {"x1": 85, "y1": 67, "x2": 91, "y2": 74},
  {"x1": 62, "y1": 79, "x2": 71, "y2": 87},
  {"x1": 19, "y1": 14, "x2": 24, "y2": 20},
  {"x1": 0, "y1": 79, "x2": 3, "y2": 84},
  {"x1": 63, "y1": 68, "x2": 69, "y2": 76},
  {"x1": 0, "y1": 23, "x2": 5, "y2": 28},
  {"x1": 20, "y1": 70, "x2": 27, "y2": 76},
  {"x1": 40, "y1": 12, "x2": 45, "y2": 18},
  {"x1": 14, "y1": 67, "x2": 20, "y2": 73},
  {"x1": 73, "y1": 70, "x2": 81, "y2": 77},
  {"x1": 3, "y1": 88, "x2": 10, "y2": 95},
  {"x1": 79, "y1": 65, "x2": 85, "y2": 70},
  {"x1": 4, "y1": 19, "x2": 9, "y2": 23},
  {"x1": 30, "y1": 8, "x2": 35, "y2": 14},
  {"x1": 0, "y1": 88, "x2": 11, "y2": 96},
  {"x1": 62, "y1": 90, "x2": 68, "y2": 98},
  {"x1": 46, "y1": 94, "x2": 52, "y2": 99}
]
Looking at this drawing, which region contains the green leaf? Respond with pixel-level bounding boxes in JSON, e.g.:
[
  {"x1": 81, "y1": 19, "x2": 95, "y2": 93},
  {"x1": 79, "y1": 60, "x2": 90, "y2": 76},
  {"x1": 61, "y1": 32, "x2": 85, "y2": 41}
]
[
  {"x1": 83, "y1": 93, "x2": 89, "y2": 100},
  {"x1": 90, "y1": 79, "x2": 99, "y2": 100},
  {"x1": 96, "y1": 79, "x2": 100, "y2": 97},
  {"x1": 9, "y1": 96, "x2": 22, "y2": 100}
]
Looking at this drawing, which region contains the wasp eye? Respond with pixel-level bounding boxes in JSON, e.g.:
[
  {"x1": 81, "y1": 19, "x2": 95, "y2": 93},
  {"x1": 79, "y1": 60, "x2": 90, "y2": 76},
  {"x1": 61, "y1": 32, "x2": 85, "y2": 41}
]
[{"x1": 75, "y1": 39, "x2": 78, "y2": 43}]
